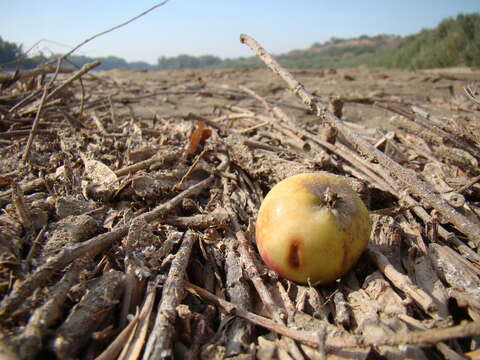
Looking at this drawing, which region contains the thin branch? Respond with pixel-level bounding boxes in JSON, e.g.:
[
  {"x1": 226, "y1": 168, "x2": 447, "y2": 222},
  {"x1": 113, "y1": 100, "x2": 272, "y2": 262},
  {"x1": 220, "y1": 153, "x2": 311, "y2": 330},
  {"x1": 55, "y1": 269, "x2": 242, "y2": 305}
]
[
  {"x1": 185, "y1": 281, "x2": 358, "y2": 350},
  {"x1": 0, "y1": 175, "x2": 214, "y2": 317},
  {"x1": 0, "y1": 65, "x2": 74, "y2": 85},
  {"x1": 60, "y1": 1, "x2": 171, "y2": 63},
  {"x1": 240, "y1": 33, "x2": 480, "y2": 246},
  {"x1": 367, "y1": 247, "x2": 436, "y2": 314},
  {"x1": 143, "y1": 231, "x2": 197, "y2": 360}
]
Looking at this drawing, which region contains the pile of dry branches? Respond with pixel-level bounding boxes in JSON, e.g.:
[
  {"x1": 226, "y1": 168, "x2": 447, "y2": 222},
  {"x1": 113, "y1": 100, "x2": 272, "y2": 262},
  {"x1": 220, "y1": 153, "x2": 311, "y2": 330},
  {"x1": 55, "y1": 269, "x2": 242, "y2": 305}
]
[{"x1": 0, "y1": 34, "x2": 479, "y2": 360}]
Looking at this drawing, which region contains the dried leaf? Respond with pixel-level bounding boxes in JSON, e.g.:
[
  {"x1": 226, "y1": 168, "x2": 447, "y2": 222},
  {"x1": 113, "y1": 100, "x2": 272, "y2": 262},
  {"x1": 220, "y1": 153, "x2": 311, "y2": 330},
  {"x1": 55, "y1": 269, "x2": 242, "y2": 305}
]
[{"x1": 187, "y1": 120, "x2": 212, "y2": 156}]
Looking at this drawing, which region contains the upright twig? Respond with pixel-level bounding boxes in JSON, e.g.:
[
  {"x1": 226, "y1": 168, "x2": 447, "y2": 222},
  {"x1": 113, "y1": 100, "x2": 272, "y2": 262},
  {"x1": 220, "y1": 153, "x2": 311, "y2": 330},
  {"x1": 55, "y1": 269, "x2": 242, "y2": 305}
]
[
  {"x1": 60, "y1": 1, "x2": 171, "y2": 64},
  {"x1": 240, "y1": 33, "x2": 480, "y2": 246},
  {"x1": 22, "y1": 60, "x2": 101, "y2": 162}
]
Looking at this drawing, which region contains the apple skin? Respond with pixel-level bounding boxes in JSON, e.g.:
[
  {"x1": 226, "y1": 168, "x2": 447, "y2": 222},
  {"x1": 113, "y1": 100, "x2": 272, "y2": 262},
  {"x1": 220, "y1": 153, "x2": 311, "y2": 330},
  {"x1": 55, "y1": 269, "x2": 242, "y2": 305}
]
[{"x1": 256, "y1": 172, "x2": 371, "y2": 284}]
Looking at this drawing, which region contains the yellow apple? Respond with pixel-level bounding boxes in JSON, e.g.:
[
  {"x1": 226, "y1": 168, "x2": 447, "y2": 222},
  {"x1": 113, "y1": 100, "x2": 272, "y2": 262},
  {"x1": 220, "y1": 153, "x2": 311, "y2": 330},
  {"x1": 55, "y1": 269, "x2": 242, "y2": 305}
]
[{"x1": 256, "y1": 172, "x2": 371, "y2": 284}]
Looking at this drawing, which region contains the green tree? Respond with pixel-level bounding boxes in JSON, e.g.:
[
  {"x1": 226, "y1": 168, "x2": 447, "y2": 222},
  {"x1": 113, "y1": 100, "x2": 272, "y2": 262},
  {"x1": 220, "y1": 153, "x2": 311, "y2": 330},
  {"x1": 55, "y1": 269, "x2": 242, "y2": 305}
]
[{"x1": 0, "y1": 36, "x2": 23, "y2": 66}]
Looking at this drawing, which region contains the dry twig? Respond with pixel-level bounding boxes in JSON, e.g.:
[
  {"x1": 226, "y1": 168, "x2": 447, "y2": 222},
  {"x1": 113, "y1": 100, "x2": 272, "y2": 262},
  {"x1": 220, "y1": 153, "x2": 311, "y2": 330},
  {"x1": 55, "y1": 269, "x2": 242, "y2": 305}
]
[{"x1": 240, "y1": 33, "x2": 480, "y2": 246}]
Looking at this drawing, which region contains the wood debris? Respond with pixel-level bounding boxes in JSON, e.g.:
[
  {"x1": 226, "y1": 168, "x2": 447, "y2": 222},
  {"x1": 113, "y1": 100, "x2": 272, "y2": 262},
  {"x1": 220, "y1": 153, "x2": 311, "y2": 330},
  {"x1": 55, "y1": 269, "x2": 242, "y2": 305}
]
[{"x1": 0, "y1": 37, "x2": 479, "y2": 360}]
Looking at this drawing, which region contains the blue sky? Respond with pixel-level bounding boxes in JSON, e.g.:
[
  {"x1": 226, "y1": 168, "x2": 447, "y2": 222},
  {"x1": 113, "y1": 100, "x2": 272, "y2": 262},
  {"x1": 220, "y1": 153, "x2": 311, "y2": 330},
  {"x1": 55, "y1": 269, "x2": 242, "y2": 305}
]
[{"x1": 1, "y1": 1, "x2": 478, "y2": 64}]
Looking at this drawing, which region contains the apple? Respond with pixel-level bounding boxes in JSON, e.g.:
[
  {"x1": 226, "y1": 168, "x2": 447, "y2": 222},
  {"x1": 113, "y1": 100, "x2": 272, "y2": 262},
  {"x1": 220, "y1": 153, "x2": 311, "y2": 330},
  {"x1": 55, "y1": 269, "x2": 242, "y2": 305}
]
[{"x1": 255, "y1": 172, "x2": 371, "y2": 284}]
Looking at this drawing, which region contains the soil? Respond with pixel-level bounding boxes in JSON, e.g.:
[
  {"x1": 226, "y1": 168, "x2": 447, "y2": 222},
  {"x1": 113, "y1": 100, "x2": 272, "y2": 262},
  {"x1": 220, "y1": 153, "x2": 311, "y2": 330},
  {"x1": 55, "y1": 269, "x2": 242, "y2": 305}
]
[{"x1": 0, "y1": 65, "x2": 479, "y2": 360}]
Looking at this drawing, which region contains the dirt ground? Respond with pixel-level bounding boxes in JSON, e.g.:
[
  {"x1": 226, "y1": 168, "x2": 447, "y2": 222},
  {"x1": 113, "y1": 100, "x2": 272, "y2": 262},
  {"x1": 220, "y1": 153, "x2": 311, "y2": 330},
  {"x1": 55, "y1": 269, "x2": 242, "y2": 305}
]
[{"x1": 0, "y1": 65, "x2": 479, "y2": 359}]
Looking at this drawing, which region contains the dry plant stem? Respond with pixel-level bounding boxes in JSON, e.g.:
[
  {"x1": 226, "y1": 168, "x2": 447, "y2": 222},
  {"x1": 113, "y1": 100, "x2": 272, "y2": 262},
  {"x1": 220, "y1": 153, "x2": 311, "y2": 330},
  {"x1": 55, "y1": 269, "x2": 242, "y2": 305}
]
[
  {"x1": 369, "y1": 321, "x2": 480, "y2": 347},
  {"x1": 410, "y1": 105, "x2": 449, "y2": 128},
  {"x1": 334, "y1": 128, "x2": 479, "y2": 261},
  {"x1": 185, "y1": 318, "x2": 207, "y2": 360},
  {"x1": 0, "y1": 65, "x2": 74, "y2": 84},
  {"x1": 367, "y1": 247, "x2": 436, "y2": 313},
  {"x1": 114, "y1": 150, "x2": 181, "y2": 177},
  {"x1": 8, "y1": 89, "x2": 42, "y2": 113},
  {"x1": 52, "y1": 270, "x2": 124, "y2": 358},
  {"x1": 25, "y1": 226, "x2": 46, "y2": 265},
  {"x1": 0, "y1": 175, "x2": 214, "y2": 317},
  {"x1": 185, "y1": 281, "x2": 358, "y2": 350},
  {"x1": 119, "y1": 282, "x2": 156, "y2": 360},
  {"x1": 59, "y1": 1, "x2": 170, "y2": 64},
  {"x1": 309, "y1": 134, "x2": 394, "y2": 193},
  {"x1": 22, "y1": 87, "x2": 49, "y2": 162},
  {"x1": 119, "y1": 272, "x2": 136, "y2": 330},
  {"x1": 240, "y1": 33, "x2": 480, "y2": 246},
  {"x1": 174, "y1": 148, "x2": 207, "y2": 190},
  {"x1": 95, "y1": 313, "x2": 140, "y2": 360},
  {"x1": 0, "y1": 129, "x2": 56, "y2": 139},
  {"x1": 166, "y1": 211, "x2": 229, "y2": 230},
  {"x1": 333, "y1": 290, "x2": 350, "y2": 328},
  {"x1": 46, "y1": 60, "x2": 101, "y2": 103},
  {"x1": 22, "y1": 60, "x2": 100, "y2": 162},
  {"x1": 383, "y1": 102, "x2": 480, "y2": 159},
  {"x1": 143, "y1": 230, "x2": 196, "y2": 360},
  {"x1": 12, "y1": 183, "x2": 32, "y2": 229},
  {"x1": 398, "y1": 310, "x2": 466, "y2": 360},
  {"x1": 239, "y1": 86, "x2": 308, "y2": 150},
  {"x1": 14, "y1": 260, "x2": 85, "y2": 360},
  {"x1": 224, "y1": 233, "x2": 254, "y2": 357},
  {"x1": 223, "y1": 185, "x2": 284, "y2": 321},
  {"x1": 0, "y1": 178, "x2": 45, "y2": 202},
  {"x1": 78, "y1": 76, "x2": 86, "y2": 120},
  {"x1": 367, "y1": 157, "x2": 480, "y2": 264},
  {"x1": 21, "y1": 60, "x2": 101, "y2": 117},
  {"x1": 239, "y1": 85, "x2": 272, "y2": 111},
  {"x1": 464, "y1": 85, "x2": 480, "y2": 105},
  {"x1": 187, "y1": 282, "x2": 480, "y2": 349},
  {"x1": 456, "y1": 174, "x2": 480, "y2": 194}
]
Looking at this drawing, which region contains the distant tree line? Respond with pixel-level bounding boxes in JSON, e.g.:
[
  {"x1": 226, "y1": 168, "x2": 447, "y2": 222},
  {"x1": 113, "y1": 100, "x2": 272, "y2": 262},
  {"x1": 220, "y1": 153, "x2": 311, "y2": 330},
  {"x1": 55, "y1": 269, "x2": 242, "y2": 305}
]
[
  {"x1": 369, "y1": 12, "x2": 480, "y2": 69},
  {"x1": 1, "y1": 12, "x2": 479, "y2": 72}
]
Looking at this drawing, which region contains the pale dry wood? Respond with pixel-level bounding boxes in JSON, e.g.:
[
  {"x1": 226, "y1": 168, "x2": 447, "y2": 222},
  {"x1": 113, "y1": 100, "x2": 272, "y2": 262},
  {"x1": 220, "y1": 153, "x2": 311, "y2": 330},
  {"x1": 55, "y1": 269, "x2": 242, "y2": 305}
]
[
  {"x1": 224, "y1": 233, "x2": 254, "y2": 357},
  {"x1": 11, "y1": 183, "x2": 33, "y2": 229},
  {"x1": 0, "y1": 65, "x2": 74, "y2": 84},
  {"x1": 367, "y1": 247, "x2": 436, "y2": 314},
  {"x1": 185, "y1": 281, "x2": 359, "y2": 350},
  {"x1": 187, "y1": 281, "x2": 480, "y2": 349},
  {"x1": 120, "y1": 283, "x2": 156, "y2": 360},
  {"x1": 0, "y1": 175, "x2": 214, "y2": 317},
  {"x1": 95, "y1": 311, "x2": 141, "y2": 360},
  {"x1": 14, "y1": 260, "x2": 86, "y2": 360},
  {"x1": 20, "y1": 60, "x2": 101, "y2": 116},
  {"x1": 143, "y1": 230, "x2": 196, "y2": 360},
  {"x1": 52, "y1": 270, "x2": 124, "y2": 359}
]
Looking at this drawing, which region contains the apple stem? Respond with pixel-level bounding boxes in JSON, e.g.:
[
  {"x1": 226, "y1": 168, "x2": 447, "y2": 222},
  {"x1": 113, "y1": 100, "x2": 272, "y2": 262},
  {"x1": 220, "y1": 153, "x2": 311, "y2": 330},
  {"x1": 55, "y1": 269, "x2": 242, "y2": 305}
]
[{"x1": 324, "y1": 187, "x2": 340, "y2": 208}]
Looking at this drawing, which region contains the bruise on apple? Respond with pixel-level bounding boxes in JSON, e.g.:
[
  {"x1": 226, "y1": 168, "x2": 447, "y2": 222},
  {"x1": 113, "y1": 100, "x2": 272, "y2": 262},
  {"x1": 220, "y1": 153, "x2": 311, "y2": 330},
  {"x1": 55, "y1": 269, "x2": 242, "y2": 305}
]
[{"x1": 288, "y1": 238, "x2": 302, "y2": 268}]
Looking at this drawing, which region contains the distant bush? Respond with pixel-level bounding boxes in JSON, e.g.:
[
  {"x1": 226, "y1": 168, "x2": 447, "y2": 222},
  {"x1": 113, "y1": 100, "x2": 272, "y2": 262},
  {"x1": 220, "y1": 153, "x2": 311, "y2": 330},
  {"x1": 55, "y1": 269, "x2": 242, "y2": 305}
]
[
  {"x1": 0, "y1": 36, "x2": 24, "y2": 68},
  {"x1": 157, "y1": 54, "x2": 222, "y2": 69},
  {"x1": 374, "y1": 12, "x2": 480, "y2": 69}
]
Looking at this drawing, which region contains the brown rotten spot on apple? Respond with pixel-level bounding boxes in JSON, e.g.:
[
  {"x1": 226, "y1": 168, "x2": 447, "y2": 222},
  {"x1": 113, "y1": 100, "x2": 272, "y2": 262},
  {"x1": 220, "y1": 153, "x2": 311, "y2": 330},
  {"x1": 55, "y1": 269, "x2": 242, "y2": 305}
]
[{"x1": 287, "y1": 238, "x2": 302, "y2": 268}]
